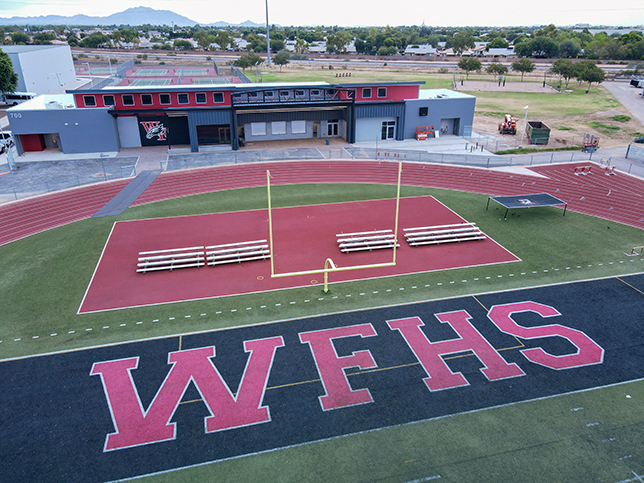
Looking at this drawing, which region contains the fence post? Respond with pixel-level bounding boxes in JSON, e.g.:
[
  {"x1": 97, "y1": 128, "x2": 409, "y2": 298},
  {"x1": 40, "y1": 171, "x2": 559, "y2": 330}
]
[
  {"x1": 13, "y1": 188, "x2": 17, "y2": 200},
  {"x1": 486, "y1": 157, "x2": 490, "y2": 168}
]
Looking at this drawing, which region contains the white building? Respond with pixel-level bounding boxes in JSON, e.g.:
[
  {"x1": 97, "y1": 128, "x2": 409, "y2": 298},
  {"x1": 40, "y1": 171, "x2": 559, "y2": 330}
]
[{"x1": 0, "y1": 45, "x2": 76, "y2": 95}]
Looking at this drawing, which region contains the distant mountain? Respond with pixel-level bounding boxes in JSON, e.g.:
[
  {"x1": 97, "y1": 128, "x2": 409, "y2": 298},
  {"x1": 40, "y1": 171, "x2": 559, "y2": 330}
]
[{"x1": 0, "y1": 7, "x2": 265, "y2": 27}]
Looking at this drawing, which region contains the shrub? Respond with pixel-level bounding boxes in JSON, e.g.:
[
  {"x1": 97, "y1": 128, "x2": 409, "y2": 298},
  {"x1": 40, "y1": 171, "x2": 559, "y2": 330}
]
[{"x1": 610, "y1": 115, "x2": 631, "y2": 123}]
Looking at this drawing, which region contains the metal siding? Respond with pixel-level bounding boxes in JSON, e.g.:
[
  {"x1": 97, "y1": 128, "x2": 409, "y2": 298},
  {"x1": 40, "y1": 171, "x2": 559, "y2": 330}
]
[
  {"x1": 187, "y1": 109, "x2": 233, "y2": 152},
  {"x1": 188, "y1": 109, "x2": 232, "y2": 126},
  {"x1": 355, "y1": 103, "x2": 405, "y2": 119}
]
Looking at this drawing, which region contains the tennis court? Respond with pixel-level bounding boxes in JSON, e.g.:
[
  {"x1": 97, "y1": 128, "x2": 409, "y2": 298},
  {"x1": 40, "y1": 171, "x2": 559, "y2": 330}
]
[
  {"x1": 132, "y1": 69, "x2": 169, "y2": 76},
  {"x1": 176, "y1": 68, "x2": 208, "y2": 76},
  {"x1": 192, "y1": 78, "x2": 232, "y2": 84},
  {"x1": 129, "y1": 78, "x2": 172, "y2": 86}
]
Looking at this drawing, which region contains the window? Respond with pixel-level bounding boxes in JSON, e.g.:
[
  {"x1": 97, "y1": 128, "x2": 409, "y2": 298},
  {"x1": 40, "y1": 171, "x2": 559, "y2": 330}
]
[
  {"x1": 213, "y1": 92, "x2": 224, "y2": 103},
  {"x1": 159, "y1": 93, "x2": 171, "y2": 105},
  {"x1": 251, "y1": 122, "x2": 266, "y2": 136},
  {"x1": 83, "y1": 95, "x2": 96, "y2": 107},
  {"x1": 362, "y1": 88, "x2": 372, "y2": 98},
  {"x1": 122, "y1": 94, "x2": 134, "y2": 106},
  {"x1": 295, "y1": 89, "x2": 306, "y2": 97},
  {"x1": 271, "y1": 121, "x2": 286, "y2": 135},
  {"x1": 103, "y1": 95, "x2": 115, "y2": 106},
  {"x1": 310, "y1": 89, "x2": 321, "y2": 97},
  {"x1": 177, "y1": 93, "x2": 189, "y2": 104},
  {"x1": 141, "y1": 94, "x2": 153, "y2": 105},
  {"x1": 377, "y1": 87, "x2": 387, "y2": 98},
  {"x1": 291, "y1": 120, "x2": 306, "y2": 134},
  {"x1": 196, "y1": 92, "x2": 207, "y2": 104},
  {"x1": 419, "y1": 106, "x2": 428, "y2": 116}
]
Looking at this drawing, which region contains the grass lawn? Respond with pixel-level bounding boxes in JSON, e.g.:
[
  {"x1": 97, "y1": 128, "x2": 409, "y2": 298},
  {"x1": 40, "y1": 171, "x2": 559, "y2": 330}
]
[{"x1": 468, "y1": 87, "x2": 621, "y2": 118}]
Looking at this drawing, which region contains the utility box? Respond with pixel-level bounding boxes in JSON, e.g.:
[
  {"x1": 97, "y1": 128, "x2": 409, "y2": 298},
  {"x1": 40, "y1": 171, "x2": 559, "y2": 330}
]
[{"x1": 526, "y1": 121, "x2": 550, "y2": 145}]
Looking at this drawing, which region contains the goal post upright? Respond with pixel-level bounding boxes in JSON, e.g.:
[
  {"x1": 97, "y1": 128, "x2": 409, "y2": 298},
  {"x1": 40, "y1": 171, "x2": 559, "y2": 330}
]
[{"x1": 266, "y1": 161, "x2": 403, "y2": 293}]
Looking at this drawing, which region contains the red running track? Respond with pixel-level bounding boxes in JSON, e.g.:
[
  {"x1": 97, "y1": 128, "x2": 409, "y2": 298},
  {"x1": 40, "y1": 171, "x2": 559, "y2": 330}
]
[
  {"x1": 1, "y1": 160, "x2": 643, "y2": 248},
  {"x1": 78, "y1": 196, "x2": 519, "y2": 313}
]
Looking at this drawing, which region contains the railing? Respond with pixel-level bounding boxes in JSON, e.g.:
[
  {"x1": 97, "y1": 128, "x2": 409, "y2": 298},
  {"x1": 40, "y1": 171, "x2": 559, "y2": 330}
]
[{"x1": 231, "y1": 87, "x2": 355, "y2": 106}]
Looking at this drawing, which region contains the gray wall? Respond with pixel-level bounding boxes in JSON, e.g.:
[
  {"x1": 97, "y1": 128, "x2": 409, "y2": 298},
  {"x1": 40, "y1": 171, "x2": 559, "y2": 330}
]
[
  {"x1": 243, "y1": 120, "x2": 314, "y2": 142},
  {"x1": 404, "y1": 97, "x2": 475, "y2": 138},
  {"x1": 3, "y1": 46, "x2": 76, "y2": 95},
  {"x1": 9, "y1": 107, "x2": 119, "y2": 154}
]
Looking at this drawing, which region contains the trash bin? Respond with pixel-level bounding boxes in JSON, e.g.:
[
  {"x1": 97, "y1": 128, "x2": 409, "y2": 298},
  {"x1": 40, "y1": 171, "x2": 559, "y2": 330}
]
[{"x1": 326, "y1": 139, "x2": 330, "y2": 145}]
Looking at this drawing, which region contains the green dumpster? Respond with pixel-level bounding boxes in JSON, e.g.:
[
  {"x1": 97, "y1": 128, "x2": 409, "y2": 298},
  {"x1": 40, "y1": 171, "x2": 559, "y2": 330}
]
[{"x1": 526, "y1": 121, "x2": 550, "y2": 145}]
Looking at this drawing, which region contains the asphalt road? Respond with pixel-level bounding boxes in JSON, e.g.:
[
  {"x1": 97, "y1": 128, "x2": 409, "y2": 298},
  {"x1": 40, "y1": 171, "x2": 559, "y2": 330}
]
[{"x1": 602, "y1": 81, "x2": 644, "y2": 127}]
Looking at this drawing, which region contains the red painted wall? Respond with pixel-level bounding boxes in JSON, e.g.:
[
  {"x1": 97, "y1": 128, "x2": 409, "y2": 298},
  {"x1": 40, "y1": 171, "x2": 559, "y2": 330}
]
[
  {"x1": 74, "y1": 83, "x2": 420, "y2": 110},
  {"x1": 74, "y1": 91, "x2": 232, "y2": 110},
  {"x1": 20, "y1": 134, "x2": 46, "y2": 152}
]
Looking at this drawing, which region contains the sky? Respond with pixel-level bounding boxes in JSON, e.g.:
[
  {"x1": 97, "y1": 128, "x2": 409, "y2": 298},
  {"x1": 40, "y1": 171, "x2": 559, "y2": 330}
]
[{"x1": 1, "y1": 0, "x2": 644, "y2": 27}]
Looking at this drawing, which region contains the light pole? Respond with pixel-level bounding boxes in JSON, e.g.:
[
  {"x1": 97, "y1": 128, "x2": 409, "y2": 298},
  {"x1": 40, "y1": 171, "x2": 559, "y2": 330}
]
[
  {"x1": 265, "y1": 0, "x2": 271, "y2": 66},
  {"x1": 520, "y1": 105, "x2": 529, "y2": 148}
]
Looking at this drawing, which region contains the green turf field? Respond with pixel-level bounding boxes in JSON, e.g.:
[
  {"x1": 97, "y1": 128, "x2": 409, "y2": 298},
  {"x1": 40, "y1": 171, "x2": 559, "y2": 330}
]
[{"x1": 1, "y1": 183, "x2": 643, "y2": 482}]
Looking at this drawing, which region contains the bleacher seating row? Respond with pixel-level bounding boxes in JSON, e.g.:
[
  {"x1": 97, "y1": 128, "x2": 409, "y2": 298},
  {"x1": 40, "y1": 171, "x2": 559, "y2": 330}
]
[
  {"x1": 404, "y1": 222, "x2": 485, "y2": 246},
  {"x1": 137, "y1": 246, "x2": 206, "y2": 273},
  {"x1": 337, "y1": 229, "x2": 399, "y2": 253},
  {"x1": 336, "y1": 222, "x2": 486, "y2": 254},
  {"x1": 137, "y1": 240, "x2": 270, "y2": 273},
  {"x1": 206, "y1": 240, "x2": 271, "y2": 266}
]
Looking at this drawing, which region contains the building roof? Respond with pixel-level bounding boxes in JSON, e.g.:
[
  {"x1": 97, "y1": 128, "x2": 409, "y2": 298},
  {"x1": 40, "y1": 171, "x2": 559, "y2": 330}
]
[
  {"x1": 0, "y1": 45, "x2": 69, "y2": 54},
  {"x1": 416, "y1": 89, "x2": 475, "y2": 100}
]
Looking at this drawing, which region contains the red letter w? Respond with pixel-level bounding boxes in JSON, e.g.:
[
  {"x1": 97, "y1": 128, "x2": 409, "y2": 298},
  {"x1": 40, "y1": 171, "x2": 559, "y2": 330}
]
[{"x1": 90, "y1": 336, "x2": 284, "y2": 451}]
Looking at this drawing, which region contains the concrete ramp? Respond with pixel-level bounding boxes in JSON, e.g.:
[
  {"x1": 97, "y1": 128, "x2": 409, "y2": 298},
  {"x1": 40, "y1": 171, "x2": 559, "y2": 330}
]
[{"x1": 92, "y1": 170, "x2": 161, "y2": 217}]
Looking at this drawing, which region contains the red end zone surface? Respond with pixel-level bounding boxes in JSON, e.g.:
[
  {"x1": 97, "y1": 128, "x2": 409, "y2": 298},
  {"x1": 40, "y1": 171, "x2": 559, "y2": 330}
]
[{"x1": 79, "y1": 196, "x2": 519, "y2": 313}]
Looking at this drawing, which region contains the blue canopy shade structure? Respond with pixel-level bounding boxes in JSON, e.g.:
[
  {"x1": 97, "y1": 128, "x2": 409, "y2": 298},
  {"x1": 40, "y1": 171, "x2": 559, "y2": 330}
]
[{"x1": 486, "y1": 193, "x2": 567, "y2": 220}]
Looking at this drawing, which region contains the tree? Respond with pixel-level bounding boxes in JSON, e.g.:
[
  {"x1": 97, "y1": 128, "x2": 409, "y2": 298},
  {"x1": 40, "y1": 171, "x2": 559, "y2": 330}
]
[
  {"x1": 11, "y1": 32, "x2": 30, "y2": 45},
  {"x1": 458, "y1": 57, "x2": 482, "y2": 79},
  {"x1": 486, "y1": 62, "x2": 508, "y2": 81},
  {"x1": 173, "y1": 39, "x2": 194, "y2": 50},
  {"x1": 79, "y1": 32, "x2": 111, "y2": 48},
  {"x1": 193, "y1": 29, "x2": 211, "y2": 50},
  {"x1": 294, "y1": 38, "x2": 308, "y2": 54},
  {"x1": 273, "y1": 49, "x2": 290, "y2": 71},
  {"x1": 451, "y1": 29, "x2": 475, "y2": 55},
  {"x1": 32, "y1": 32, "x2": 55, "y2": 45},
  {"x1": 213, "y1": 30, "x2": 232, "y2": 51},
  {"x1": 558, "y1": 39, "x2": 581, "y2": 58},
  {"x1": 575, "y1": 60, "x2": 606, "y2": 92},
  {"x1": 487, "y1": 37, "x2": 509, "y2": 49},
  {"x1": 511, "y1": 57, "x2": 535, "y2": 80},
  {"x1": 233, "y1": 53, "x2": 263, "y2": 70},
  {"x1": 0, "y1": 50, "x2": 19, "y2": 94},
  {"x1": 550, "y1": 59, "x2": 576, "y2": 87},
  {"x1": 270, "y1": 39, "x2": 285, "y2": 53}
]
